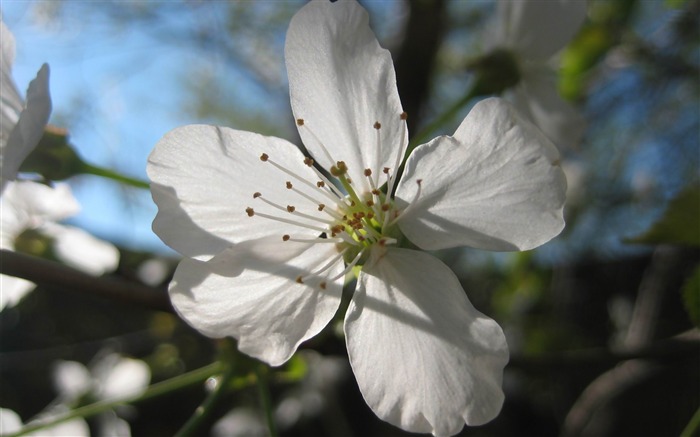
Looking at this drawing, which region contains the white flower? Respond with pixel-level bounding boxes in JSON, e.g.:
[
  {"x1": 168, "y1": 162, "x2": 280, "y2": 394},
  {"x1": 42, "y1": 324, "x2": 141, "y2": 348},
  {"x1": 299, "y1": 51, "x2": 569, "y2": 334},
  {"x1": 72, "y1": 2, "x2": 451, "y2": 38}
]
[
  {"x1": 0, "y1": 181, "x2": 120, "y2": 310},
  {"x1": 493, "y1": 0, "x2": 587, "y2": 150},
  {"x1": 148, "y1": 1, "x2": 566, "y2": 435},
  {"x1": 1, "y1": 19, "x2": 51, "y2": 192},
  {"x1": 53, "y1": 353, "x2": 151, "y2": 402},
  {"x1": 53, "y1": 354, "x2": 151, "y2": 437},
  {"x1": 0, "y1": 407, "x2": 90, "y2": 437}
]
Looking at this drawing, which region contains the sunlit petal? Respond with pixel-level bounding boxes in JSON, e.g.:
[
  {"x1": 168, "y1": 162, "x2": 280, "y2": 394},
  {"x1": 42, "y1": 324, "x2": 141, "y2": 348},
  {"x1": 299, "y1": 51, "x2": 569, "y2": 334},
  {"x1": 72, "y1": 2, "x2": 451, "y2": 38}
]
[
  {"x1": 397, "y1": 98, "x2": 566, "y2": 251},
  {"x1": 148, "y1": 125, "x2": 327, "y2": 259},
  {"x1": 170, "y1": 237, "x2": 344, "y2": 366},
  {"x1": 286, "y1": 0, "x2": 407, "y2": 193},
  {"x1": 346, "y1": 248, "x2": 508, "y2": 436}
]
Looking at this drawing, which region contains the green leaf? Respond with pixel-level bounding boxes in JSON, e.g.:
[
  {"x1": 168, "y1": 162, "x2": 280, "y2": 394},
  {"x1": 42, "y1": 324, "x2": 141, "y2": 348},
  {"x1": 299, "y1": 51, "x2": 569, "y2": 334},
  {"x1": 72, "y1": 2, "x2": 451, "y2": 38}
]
[
  {"x1": 682, "y1": 265, "x2": 700, "y2": 328},
  {"x1": 627, "y1": 184, "x2": 700, "y2": 246}
]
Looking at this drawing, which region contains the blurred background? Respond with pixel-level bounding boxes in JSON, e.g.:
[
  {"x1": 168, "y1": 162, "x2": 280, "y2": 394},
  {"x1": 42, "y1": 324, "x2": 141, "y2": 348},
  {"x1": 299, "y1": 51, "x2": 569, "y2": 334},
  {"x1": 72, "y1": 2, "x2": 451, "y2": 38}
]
[{"x1": 1, "y1": 0, "x2": 698, "y2": 436}]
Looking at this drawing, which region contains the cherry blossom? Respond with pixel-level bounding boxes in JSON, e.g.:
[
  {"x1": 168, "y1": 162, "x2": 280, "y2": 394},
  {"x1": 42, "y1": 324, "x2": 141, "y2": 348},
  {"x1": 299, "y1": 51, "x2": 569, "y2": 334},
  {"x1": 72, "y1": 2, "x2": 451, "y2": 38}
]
[
  {"x1": 493, "y1": 0, "x2": 587, "y2": 150},
  {"x1": 148, "y1": 1, "x2": 566, "y2": 435}
]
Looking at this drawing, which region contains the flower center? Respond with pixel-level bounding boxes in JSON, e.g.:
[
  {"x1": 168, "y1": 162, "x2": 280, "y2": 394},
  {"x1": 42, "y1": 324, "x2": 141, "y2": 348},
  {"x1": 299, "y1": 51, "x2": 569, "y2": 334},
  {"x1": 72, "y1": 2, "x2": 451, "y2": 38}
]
[{"x1": 244, "y1": 115, "x2": 419, "y2": 287}]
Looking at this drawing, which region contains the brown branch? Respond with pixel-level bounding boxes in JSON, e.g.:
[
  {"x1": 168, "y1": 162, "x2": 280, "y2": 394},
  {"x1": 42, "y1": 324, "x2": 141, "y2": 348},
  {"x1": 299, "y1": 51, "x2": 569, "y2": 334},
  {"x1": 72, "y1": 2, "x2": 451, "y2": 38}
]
[
  {"x1": 0, "y1": 249, "x2": 173, "y2": 313},
  {"x1": 395, "y1": 0, "x2": 447, "y2": 136},
  {"x1": 561, "y1": 246, "x2": 687, "y2": 436}
]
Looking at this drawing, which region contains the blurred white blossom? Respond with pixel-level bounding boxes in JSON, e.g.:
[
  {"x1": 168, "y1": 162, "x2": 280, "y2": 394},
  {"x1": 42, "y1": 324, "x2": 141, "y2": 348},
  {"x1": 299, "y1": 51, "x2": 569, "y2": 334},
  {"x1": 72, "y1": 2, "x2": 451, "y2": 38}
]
[
  {"x1": 53, "y1": 353, "x2": 151, "y2": 437},
  {"x1": 53, "y1": 353, "x2": 151, "y2": 402},
  {"x1": 492, "y1": 0, "x2": 587, "y2": 150},
  {"x1": 0, "y1": 406, "x2": 90, "y2": 437},
  {"x1": 0, "y1": 181, "x2": 120, "y2": 311}
]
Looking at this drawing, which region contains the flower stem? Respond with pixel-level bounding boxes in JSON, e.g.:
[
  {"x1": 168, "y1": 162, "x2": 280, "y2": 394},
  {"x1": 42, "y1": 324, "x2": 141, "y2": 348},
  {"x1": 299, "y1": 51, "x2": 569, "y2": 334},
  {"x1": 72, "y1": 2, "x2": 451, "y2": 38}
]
[
  {"x1": 81, "y1": 162, "x2": 150, "y2": 189},
  {"x1": 10, "y1": 361, "x2": 225, "y2": 437},
  {"x1": 174, "y1": 362, "x2": 237, "y2": 437},
  {"x1": 255, "y1": 364, "x2": 278, "y2": 437},
  {"x1": 681, "y1": 405, "x2": 700, "y2": 437}
]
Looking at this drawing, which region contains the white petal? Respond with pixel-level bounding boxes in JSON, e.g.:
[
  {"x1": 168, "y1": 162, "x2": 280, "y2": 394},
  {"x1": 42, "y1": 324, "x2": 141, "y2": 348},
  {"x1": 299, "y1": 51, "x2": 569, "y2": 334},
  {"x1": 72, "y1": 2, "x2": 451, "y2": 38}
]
[
  {"x1": 0, "y1": 274, "x2": 35, "y2": 311},
  {"x1": 0, "y1": 20, "x2": 23, "y2": 142},
  {"x1": 41, "y1": 223, "x2": 120, "y2": 276},
  {"x1": 286, "y1": 0, "x2": 407, "y2": 194},
  {"x1": 52, "y1": 360, "x2": 92, "y2": 401},
  {"x1": 510, "y1": 68, "x2": 586, "y2": 150},
  {"x1": 396, "y1": 98, "x2": 566, "y2": 251},
  {"x1": 345, "y1": 248, "x2": 508, "y2": 436},
  {"x1": 169, "y1": 237, "x2": 344, "y2": 366},
  {"x1": 2, "y1": 64, "x2": 52, "y2": 191},
  {"x1": 148, "y1": 125, "x2": 328, "y2": 260},
  {"x1": 94, "y1": 354, "x2": 151, "y2": 400},
  {"x1": 498, "y1": 0, "x2": 587, "y2": 60}
]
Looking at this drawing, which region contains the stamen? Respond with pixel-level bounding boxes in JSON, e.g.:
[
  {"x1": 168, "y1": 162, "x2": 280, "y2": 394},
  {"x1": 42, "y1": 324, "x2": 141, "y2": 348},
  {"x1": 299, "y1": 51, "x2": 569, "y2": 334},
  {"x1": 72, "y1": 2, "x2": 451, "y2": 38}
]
[
  {"x1": 290, "y1": 208, "x2": 335, "y2": 226},
  {"x1": 287, "y1": 185, "x2": 343, "y2": 220},
  {"x1": 386, "y1": 179, "x2": 422, "y2": 229},
  {"x1": 297, "y1": 120, "x2": 335, "y2": 165},
  {"x1": 327, "y1": 250, "x2": 364, "y2": 282},
  {"x1": 250, "y1": 210, "x2": 326, "y2": 233},
  {"x1": 309, "y1": 165, "x2": 346, "y2": 202},
  {"x1": 287, "y1": 237, "x2": 344, "y2": 244},
  {"x1": 263, "y1": 155, "x2": 340, "y2": 204},
  {"x1": 387, "y1": 113, "x2": 408, "y2": 196},
  {"x1": 296, "y1": 248, "x2": 349, "y2": 285}
]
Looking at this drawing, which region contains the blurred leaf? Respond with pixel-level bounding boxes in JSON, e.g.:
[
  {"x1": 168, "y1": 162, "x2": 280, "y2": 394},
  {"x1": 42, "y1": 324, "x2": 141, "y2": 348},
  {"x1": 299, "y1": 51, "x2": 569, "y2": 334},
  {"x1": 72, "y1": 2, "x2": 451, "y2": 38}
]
[
  {"x1": 666, "y1": 0, "x2": 690, "y2": 8},
  {"x1": 627, "y1": 184, "x2": 700, "y2": 246},
  {"x1": 682, "y1": 265, "x2": 700, "y2": 328},
  {"x1": 559, "y1": 0, "x2": 638, "y2": 99}
]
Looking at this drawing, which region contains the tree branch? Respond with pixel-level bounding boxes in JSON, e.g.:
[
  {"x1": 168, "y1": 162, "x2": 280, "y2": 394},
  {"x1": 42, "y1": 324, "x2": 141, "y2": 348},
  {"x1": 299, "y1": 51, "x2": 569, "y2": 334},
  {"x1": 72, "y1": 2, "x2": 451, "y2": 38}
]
[{"x1": 0, "y1": 249, "x2": 173, "y2": 313}]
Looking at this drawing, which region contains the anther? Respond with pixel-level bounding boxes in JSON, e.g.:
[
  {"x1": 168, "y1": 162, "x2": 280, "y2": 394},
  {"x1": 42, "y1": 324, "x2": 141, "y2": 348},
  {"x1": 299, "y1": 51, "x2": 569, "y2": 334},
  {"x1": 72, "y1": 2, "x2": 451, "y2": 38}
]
[
  {"x1": 364, "y1": 168, "x2": 372, "y2": 177},
  {"x1": 304, "y1": 157, "x2": 314, "y2": 167},
  {"x1": 286, "y1": 181, "x2": 293, "y2": 189},
  {"x1": 383, "y1": 167, "x2": 390, "y2": 174},
  {"x1": 381, "y1": 204, "x2": 390, "y2": 211},
  {"x1": 260, "y1": 153, "x2": 269, "y2": 161},
  {"x1": 317, "y1": 181, "x2": 325, "y2": 188},
  {"x1": 366, "y1": 200, "x2": 374, "y2": 207},
  {"x1": 282, "y1": 235, "x2": 290, "y2": 241},
  {"x1": 318, "y1": 204, "x2": 325, "y2": 211},
  {"x1": 296, "y1": 276, "x2": 304, "y2": 284},
  {"x1": 373, "y1": 121, "x2": 381, "y2": 129},
  {"x1": 400, "y1": 112, "x2": 408, "y2": 120},
  {"x1": 246, "y1": 207, "x2": 255, "y2": 217},
  {"x1": 286, "y1": 205, "x2": 296, "y2": 213},
  {"x1": 296, "y1": 118, "x2": 304, "y2": 126},
  {"x1": 253, "y1": 192, "x2": 262, "y2": 198},
  {"x1": 320, "y1": 282, "x2": 327, "y2": 290}
]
